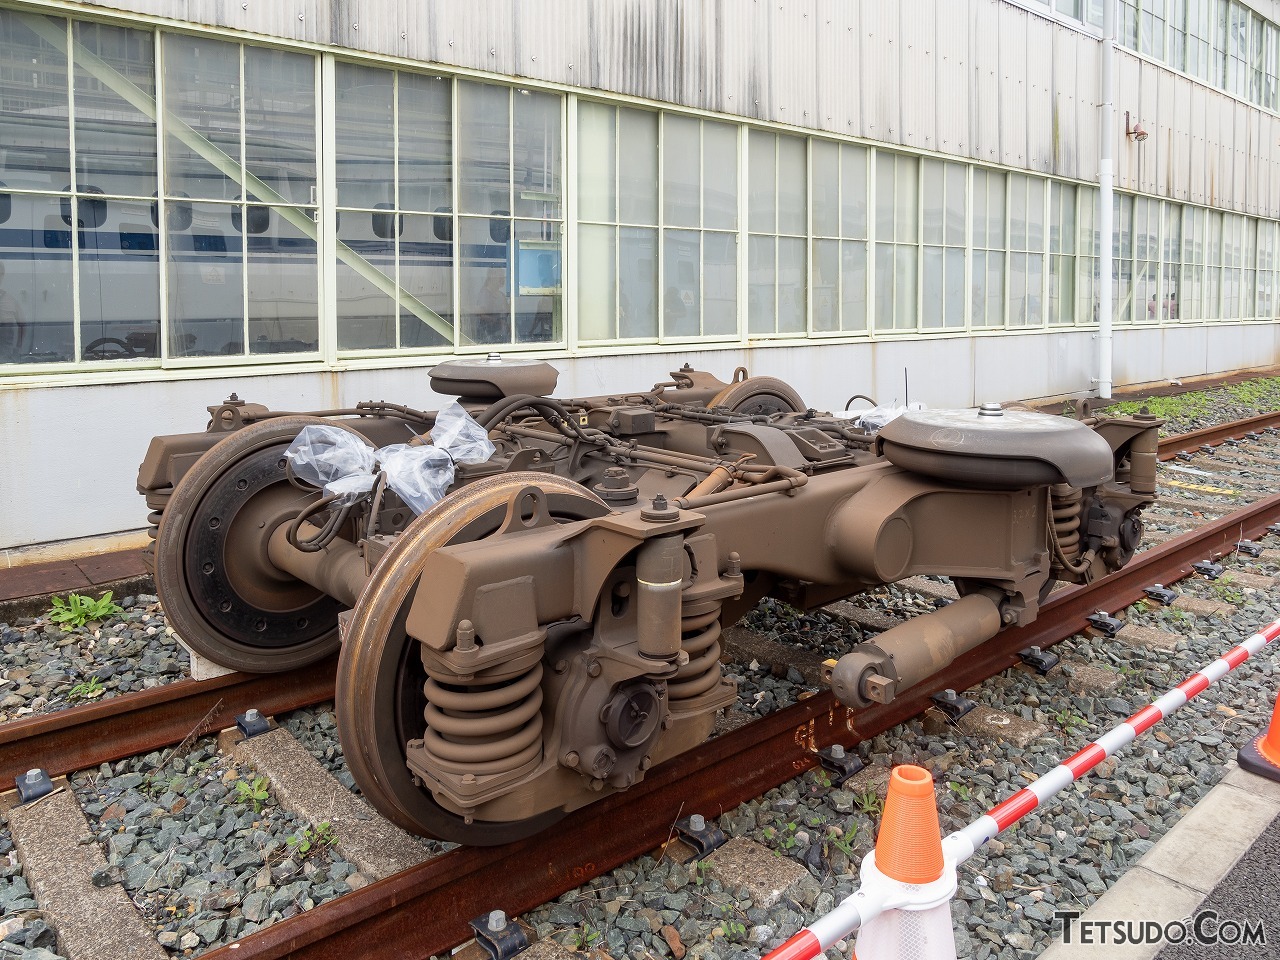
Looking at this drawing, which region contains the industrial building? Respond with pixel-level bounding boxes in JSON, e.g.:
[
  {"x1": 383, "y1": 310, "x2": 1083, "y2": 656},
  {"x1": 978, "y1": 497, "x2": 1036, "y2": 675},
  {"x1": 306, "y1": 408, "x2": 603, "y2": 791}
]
[{"x1": 2, "y1": 0, "x2": 1278, "y2": 552}]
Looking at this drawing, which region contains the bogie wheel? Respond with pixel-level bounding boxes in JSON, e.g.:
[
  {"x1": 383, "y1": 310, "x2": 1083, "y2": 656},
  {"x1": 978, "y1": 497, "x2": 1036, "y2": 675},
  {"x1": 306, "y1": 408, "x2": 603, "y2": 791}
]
[
  {"x1": 336, "y1": 473, "x2": 608, "y2": 844},
  {"x1": 155, "y1": 415, "x2": 367, "y2": 673},
  {"x1": 708, "y1": 375, "x2": 806, "y2": 416}
]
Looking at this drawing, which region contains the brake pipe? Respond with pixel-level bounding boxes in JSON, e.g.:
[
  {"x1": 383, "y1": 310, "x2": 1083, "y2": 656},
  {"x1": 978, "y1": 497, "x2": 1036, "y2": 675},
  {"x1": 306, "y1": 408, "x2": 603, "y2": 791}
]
[{"x1": 764, "y1": 615, "x2": 1280, "y2": 960}]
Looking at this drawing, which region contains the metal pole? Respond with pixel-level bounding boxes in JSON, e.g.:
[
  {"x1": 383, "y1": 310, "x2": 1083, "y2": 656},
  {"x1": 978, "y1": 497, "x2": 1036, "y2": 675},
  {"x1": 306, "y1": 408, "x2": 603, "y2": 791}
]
[{"x1": 1097, "y1": 0, "x2": 1116, "y2": 399}]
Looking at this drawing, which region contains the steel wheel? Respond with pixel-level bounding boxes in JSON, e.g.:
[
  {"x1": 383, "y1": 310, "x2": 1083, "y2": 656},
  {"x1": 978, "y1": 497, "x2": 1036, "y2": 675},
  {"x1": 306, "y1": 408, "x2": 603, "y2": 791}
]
[
  {"x1": 335, "y1": 473, "x2": 608, "y2": 844},
  {"x1": 708, "y1": 375, "x2": 806, "y2": 416},
  {"x1": 155, "y1": 415, "x2": 366, "y2": 673}
]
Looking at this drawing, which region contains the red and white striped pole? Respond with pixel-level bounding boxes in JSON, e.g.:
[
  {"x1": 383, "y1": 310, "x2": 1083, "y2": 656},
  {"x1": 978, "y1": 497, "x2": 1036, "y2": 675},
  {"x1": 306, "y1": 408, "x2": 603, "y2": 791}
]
[{"x1": 764, "y1": 616, "x2": 1280, "y2": 960}]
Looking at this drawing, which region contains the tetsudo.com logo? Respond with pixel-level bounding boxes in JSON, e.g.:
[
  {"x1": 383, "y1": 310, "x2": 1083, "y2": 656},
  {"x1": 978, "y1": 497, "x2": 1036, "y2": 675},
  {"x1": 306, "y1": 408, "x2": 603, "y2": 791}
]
[{"x1": 1055, "y1": 909, "x2": 1267, "y2": 946}]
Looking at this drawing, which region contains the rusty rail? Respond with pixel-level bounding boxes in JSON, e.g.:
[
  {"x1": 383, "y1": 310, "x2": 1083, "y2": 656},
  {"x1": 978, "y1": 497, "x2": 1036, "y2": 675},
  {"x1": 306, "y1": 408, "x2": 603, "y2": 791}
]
[
  {"x1": 0, "y1": 657, "x2": 337, "y2": 785},
  {"x1": 1158, "y1": 411, "x2": 1280, "y2": 460},
  {"x1": 200, "y1": 492, "x2": 1280, "y2": 960}
]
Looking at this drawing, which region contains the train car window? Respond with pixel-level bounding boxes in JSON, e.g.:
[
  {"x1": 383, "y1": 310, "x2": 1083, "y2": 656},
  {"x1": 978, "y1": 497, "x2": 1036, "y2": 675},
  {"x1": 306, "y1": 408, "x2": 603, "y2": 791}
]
[
  {"x1": 43, "y1": 216, "x2": 71, "y2": 250},
  {"x1": 232, "y1": 205, "x2": 271, "y2": 235},
  {"x1": 0, "y1": 183, "x2": 9, "y2": 225},
  {"x1": 119, "y1": 225, "x2": 158, "y2": 252},
  {"x1": 152, "y1": 192, "x2": 193, "y2": 232},
  {"x1": 60, "y1": 186, "x2": 107, "y2": 229},
  {"x1": 489, "y1": 212, "x2": 511, "y2": 244},
  {"x1": 433, "y1": 207, "x2": 453, "y2": 242},
  {"x1": 372, "y1": 202, "x2": 403, "y2": 239}
]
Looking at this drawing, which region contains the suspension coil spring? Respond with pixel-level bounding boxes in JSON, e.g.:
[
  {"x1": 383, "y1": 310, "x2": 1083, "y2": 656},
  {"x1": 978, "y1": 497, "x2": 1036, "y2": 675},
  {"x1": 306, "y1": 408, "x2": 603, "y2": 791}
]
[
  {"x1": 669, "y1": 603, "x2": 725, "y2": 702},
  {"x1": 1050, "y1": 483, "x2": 1083, "y2": 564},
  {"x1": 421, "y1": 662, "x2": 544, "y2": 775}
]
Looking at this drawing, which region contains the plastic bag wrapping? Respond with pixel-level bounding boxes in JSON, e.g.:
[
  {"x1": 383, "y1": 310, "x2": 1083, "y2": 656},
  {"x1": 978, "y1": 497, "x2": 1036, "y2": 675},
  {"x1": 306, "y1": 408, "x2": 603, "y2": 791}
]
[
  {"x1": 430, "y1": 401, "x2": 497, "y2": 464},
  {"x1": 284, "y1": 425, "x2": 377, "y2": 500},
  {"x1": 376, "y1": 444, "x2": 456, "y2": 515},
  {"x1": 854, "y1": 402, "x2": 927, "y2": 434}
]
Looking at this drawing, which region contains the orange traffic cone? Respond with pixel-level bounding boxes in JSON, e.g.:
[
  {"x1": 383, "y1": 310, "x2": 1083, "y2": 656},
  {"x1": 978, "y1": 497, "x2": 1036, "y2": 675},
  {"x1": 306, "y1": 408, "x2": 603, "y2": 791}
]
[
  {"x1": 855, "y1": 765, "x2": 958, "y2": 960},
  {"x1": 1238, "y1": 688, "x2": 1280, "y2": 782}
]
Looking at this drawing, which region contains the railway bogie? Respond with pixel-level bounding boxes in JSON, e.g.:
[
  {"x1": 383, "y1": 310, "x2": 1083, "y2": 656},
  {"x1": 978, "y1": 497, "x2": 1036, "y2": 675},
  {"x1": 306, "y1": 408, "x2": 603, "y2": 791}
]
[{"x1": 136, "y1": 360, "x2": 1161, "y2": 843}]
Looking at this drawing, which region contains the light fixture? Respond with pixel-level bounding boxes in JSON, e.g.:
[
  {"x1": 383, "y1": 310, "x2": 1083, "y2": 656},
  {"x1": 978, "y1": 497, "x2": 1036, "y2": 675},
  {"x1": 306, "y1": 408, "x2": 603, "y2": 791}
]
[{"x1": 1126, "y1": 111, "x2": 1148, "y2": 142}]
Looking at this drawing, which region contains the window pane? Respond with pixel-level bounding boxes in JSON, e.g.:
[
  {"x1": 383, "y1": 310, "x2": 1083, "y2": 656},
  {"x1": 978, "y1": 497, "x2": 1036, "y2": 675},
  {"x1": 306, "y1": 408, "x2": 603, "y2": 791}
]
[
  {"x1": 703, "y1": 121, "x2": 737, "y2": 231},
  {"x1": 811, "y1": 140, "x2": 839, "y2": 237},
  {"x1": 1026, "y1": 177, "x2": 1045, "y2": 251},
  {"x1": 247, "y1": 207, "x2": 317, "y2": 353},
  {"x1": 923, "y1": 246, "x2": 944, "y2": 327},
  {"x1": 777, "y1": 135, "x2": 806, "y2": 235},
  {"x1": 459, "y1": 215, "x2": 510, "y2": 343},
  {"x1": 578, "y1": 223, "x2": 615, "y2": 341},
  {"x1": 841, "y1": 241, "x2": 868, "y2": 332},
  {"x1": 874, "y1": 243, "x2": 893, "y2": 329},
  {"x1": 703, "y1": 231, "x2": 737, "y2": 334},
  {"x1": 986, "y1": 252, "x2": 1006, "y2": 326},
  {"x1": 514, "y1": 90, "x2": 561, "y2": 219},
  {"x1": 778, "y1": 236, "x2": 805, "y2": 332},
  {"x1": 1, "y1": 196, "x2": 71, "y2": 362},
  {"x1": 663, "y1": 228, "x2": 700, "y2": 336},
  {"x1": 662, "y1": 115, "x2": 699, "y2": 228},
  {"x1": 841, "y1": 145, "x2": 868, "y2": 239},
  {"x1": 748, "y1": 130, "x2": 776, "y2": 234},
  {"x1": 619, "y1": 109, "x2": 658, "y2": 224},
  {"x1": 813, "y1": 238, "x2": 840, "y2": 331},
  {"x1": 458, "y1": 81, "x2": 509, "y2": 217},
  {"x1": 335, "y1": 65, "x2": 394, "y2": 209},
  {"x1": 748, "y1": 234, "x2": 774, "y2": 334},
  {"x1": 336, "y1": 207, "x2": 396, "y2": 350},
  {"x1": 578, "y1": 102, "x2": 616, "y2": 223},
  {"x1": 894, "y1": 245, "x2": 917, "y2": 329},
  {"x1": 986, "y1": 172, "x2": 1006, "y2": 246},
  {"x1": 619, "y1": 227, "x2": 658, "y2": 338},
  {"x1": 922, "y1": 160, "x2": 945, "y2": 246},
  {"x1": 167, "y1": 201, "x2": 243, "y2": 356},
  {"x1": 399, "y1": 213, "x2": 453, "y2": 349},
  {"x1": 164, "y1": 36, "x2": 241, "y2": 200},
  {"x1": 875, "y1": 153, "x2": 895, "y2": 242},
  {"x1": 73, "y1": 23, "x2": 157, "y2": 199},
  {"x1": 1009, "y1": 175, "x2": 1028, "y2": 250},
  {"x1": 79, "y1": 198, "x2": 160, "y2": 359},
  {"x1": 895, "y1": 156, "x2": 919, "y2": 243},
  {"x1": 0, "y1": 12, "x2": 69, "y2": 192},
  {"x1": 945, "y1": 163, "x2": 966, "y2": 247},
  {"x1": 945, "y1": 246, "x2": 965, "y2": 327},
  {"x1": 513, "y1": 219, "x2": 560, "y2": 342},
  {"x1": 243, "y1": 49, "x2": 315, "y2": 204},
  {"x1": 398, "y1": 74, "x2": 452, "y2": 214}
]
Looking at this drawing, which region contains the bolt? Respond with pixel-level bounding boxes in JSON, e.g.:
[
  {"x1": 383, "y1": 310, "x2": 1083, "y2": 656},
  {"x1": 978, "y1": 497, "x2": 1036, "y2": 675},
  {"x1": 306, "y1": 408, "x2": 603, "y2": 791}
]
[
  {"x1": 603, "y1": 466, "x2": 630, "y2": 488},
  {"x1": 462, "y1": 773, "x2": 476, "y2": 784},
  {"x1": 830, "y1": 744, "x2": 845, "y2": 759},
  {"x1": 937, "y1": 689, "x2": 957, "y2": 702},
  {"x1": 554, "y1": 659, "x2": 569, "y2": 673},
  {"x1": 561, "y1": 751, "x2": 580, "y2": 767},
  {"x1": 726, "y1": 551, "x2": 741, "y2": 577},
  {"x1": 640, "y1": 756, "x2": 652, "y2": 770},
  {"x1": 244, "y1": 708, "x2": 261, "y2": 723},
  {"x1": 1002, "y1": 609, "x2": 1017, "y2": 624},
  {"x1": 979, "y1": 402, "x2": 1004, "y2": 417},
  {"x1": 587, "y1": 659, "x2": 602, "y2": 678},
  {"x1": 488, "y1": 910, "x2": 507, "y2": 932},
  {"x1": 486, "y1": 352, "x2": 502, "y2": 362},
  {"x1": 456, "y1": 620, "x2": 476, "y2": 652},
  {"x1": 652, "y1": 494, "x2": 669, "y2": 511},
  {"x1": 25, "y1": 770, "x2": 42, "y2": 784},
  {"x1": 689, "y1": 813, "x2": 706, "y2": 832}
]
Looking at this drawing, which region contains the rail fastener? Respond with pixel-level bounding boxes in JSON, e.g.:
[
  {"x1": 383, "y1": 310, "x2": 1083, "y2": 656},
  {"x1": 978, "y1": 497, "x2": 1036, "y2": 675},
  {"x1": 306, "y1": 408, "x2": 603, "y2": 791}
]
[
  {"x1": 468, "y1": 910, "x2": 528, "y2": 960},
  {"x1": 1236, "y1": 540, "x2": 1265, "y2": 558},
  {"x1": 1016, "y1": 645, "x2": 1059, "y2": 675},
  {"x1": 1143, "y1": 584, "x2": 1179, "y2": 604},
  {"x1": 235, "y1": 708, "x2": 272, "y2": 739},
  {"x1": 817, "y1": 744, "x2": 865, "y2": 781},
  {"x1": 14, "y1": 768, "x2": 54, "y2": 805},
  {"x1": 928, "y1": 689, "x2": 975, "y2": 721},
  {"x1": 1193, "y1": 560, "x2": 1226, "y2": 579},
  {"x1": 674, "y1": 813, "x2": 727, "y2": 856},
  {"x1": 1085, "y1": 611, "x2": 1125, "y2": 635}
]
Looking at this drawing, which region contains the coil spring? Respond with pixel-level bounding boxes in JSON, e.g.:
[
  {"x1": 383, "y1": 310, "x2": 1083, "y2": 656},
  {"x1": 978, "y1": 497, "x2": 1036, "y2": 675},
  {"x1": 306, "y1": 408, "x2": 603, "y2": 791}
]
[
  {"x1": 142, "y1": 506, "x2": 166, "y2": 572},
  {"x1": 421, "y1": 662, "x2": 544, "y2": 774},
  {"x1": 669, "y1": 604, "x2": 724, "y2": 702},
  {"x1": 1050, "y1": 484, "x2": 1083, "y2": 563}
]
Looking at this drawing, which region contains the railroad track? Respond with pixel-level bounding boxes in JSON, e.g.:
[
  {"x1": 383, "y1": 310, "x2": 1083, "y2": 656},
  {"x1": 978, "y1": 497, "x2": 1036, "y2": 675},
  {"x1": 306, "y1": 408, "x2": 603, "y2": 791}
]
[{"x1": 3, "y1": 412, "x2": 1280, "y2": 959}]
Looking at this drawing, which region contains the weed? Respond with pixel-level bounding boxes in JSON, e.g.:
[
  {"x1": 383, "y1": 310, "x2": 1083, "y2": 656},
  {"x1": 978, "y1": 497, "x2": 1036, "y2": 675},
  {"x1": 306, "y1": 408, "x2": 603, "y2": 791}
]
[
  {"x1": 1053, "y1": 710, "x2": 1088, "y2": 735},
  {"x1": 49, "y1": 591, "x2": 123, "y2": 631},
  {"x1": 234, "y1": 775, "x2": 271, "y2": 812},
  {"x1": 563, "y1": 922, "x2": 601, "y2": 949},
  {"x1": 1209, "y1": 574, "x2": 1244, "y2": 605},
  {"x1": 854, "y1": 790, "x2": 883, "y2": 816},
  {"x1": 947, "y1": 781, "x2": 972, "y2": 803},
  {"x1": 287, "y1": 821, "x2": 337, "y2": 858},
  {"x1": 66, "y1": 675, "x2": 105, "y2": 702},
  {"x1": 828, "y1": 826, "x2": 859, "y2": 859}
]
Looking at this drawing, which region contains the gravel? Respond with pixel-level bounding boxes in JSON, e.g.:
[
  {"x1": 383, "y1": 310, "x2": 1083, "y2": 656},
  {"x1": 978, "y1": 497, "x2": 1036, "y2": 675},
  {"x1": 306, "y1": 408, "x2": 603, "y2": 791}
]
[
  {"x1": 69, "y1": 737, "x2": 356, "y2": 956},
  {"x1": 0, "y1": 595, "x2": 186, "y2": 723},
  {"x1": 1095, "y1": 375, "x2": 1280, "y2": 435}
]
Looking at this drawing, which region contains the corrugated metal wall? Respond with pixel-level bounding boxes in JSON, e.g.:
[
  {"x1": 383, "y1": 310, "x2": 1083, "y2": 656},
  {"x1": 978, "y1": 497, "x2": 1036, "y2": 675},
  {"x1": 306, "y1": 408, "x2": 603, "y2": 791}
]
[{"x1": 69, "y1": 0, "x2": 1280, "y2": 215}]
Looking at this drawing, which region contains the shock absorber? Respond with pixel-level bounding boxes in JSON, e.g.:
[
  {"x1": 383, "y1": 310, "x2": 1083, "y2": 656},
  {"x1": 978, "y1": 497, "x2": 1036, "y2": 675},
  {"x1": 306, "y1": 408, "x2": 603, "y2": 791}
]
[{"x1": 668, "y1": 600, "x2": 725, "y2": 703}]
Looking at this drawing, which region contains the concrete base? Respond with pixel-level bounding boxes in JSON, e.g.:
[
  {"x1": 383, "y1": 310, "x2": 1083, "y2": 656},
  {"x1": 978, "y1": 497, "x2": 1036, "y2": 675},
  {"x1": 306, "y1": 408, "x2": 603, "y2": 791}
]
[
  {"x1": 1039, "y1": 764, "x2": 1280, "y2": 960},
  {"x1": 174, "y1": 636, "x2": 236, "y2": 680}
]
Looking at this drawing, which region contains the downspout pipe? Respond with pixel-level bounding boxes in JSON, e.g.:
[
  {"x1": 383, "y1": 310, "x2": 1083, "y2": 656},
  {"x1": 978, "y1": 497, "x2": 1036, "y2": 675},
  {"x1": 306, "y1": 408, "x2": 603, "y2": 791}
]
[{"x1": 1097, "y1": 0, "x2": 1116, "y2": 400}]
